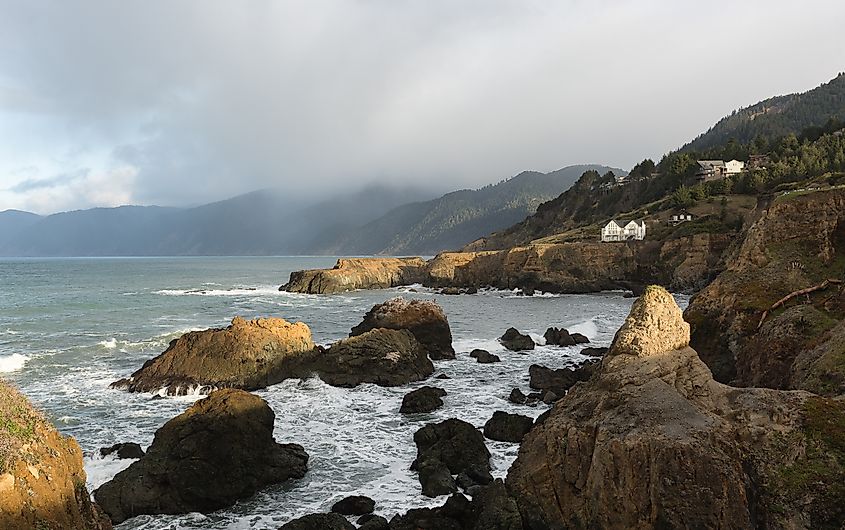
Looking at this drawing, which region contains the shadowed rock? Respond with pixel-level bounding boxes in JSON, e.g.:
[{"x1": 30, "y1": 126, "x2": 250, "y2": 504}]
[
  {"x1": 499, "y1": 328, "x2": 534, "y2": 351},
  {"x1": 94, "y1": 389, "x2": 308, "y2": 524},
  {"x1": 469, "y1": 349, "x2": 500, "y2": 363},
  {"x1": 99, "y1": 443, "x2": 144, "y2": 460},
  {"x1": 483, "y1": 411, "x2": 533, "y2": 443},
  {"x1": 411, "y1": 418, "x2": 492, "y2": 497},
  {"x1": 278, "y1": 513, "x2": 355, "y2": 530},
  {"x1": 110, "y1": 316, "x2": 315, "y2": 396},
  {"x1": 527, "y1": 362, "x2": 596, "y2": 400},
  {"x1": 400, "y1": 386, "x2": 447, "y2": 413},
  {"x1": 350, "y1": 298, "x2": 455, "y2": 360},
  {"x1": 331, "y1": 495, "x2": 375, "y2": 516}
]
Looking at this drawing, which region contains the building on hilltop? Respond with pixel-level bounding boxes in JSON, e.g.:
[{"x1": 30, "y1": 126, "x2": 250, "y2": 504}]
[
  {"x1": 696, "y1": 159, "x2": 745, "y2": 181},
  {"x1": 668, "y1": 212, "x2": 694, "y2": 226},
  {"x1": 601, "y1": 219, "x2": 646, "y2": 242}
]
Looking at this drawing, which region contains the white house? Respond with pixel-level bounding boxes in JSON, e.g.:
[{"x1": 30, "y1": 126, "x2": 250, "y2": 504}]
[
  {"x1": 668, "y1": 212, "x2": 694, "y2": 226},
  {"x1": 724, "y1": 159, "x2": 745, "y2": 175},
  {"x1": 601, "y1": 220, "x2": 646, "y2": 242},
  {"x1": 696, "y1": 159, "x2": 745, "y2": 181}
]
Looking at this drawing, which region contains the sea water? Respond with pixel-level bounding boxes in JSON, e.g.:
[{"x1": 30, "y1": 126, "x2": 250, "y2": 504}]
[{"x1": 0, "y1": 257, "x2": 687, "y2": 529}]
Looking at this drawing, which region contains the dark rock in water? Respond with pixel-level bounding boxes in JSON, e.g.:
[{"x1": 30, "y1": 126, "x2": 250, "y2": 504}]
[
  {"x1": 499, "y1": 328, "x2": 535, "y2": 351},
  {"x1": 580, "y1": 346, "x2": 609, "y2": 357},
  {"x1": 528, "y1": 362, "x2": 597, "y2": 399},
  {"x1": 465, "y1": 286, "x2": 478, "y2": 295},
  {"x1": 455, "y1": 466, "x2": 494, "y2": 490},
  {"x1": 483, "y1": 412, "x2": 534, "y2": 443},
  {"x1": 418, "y1": 460, "x2": 458, "y2": 497},
  {"x1": 435, "y1": 373, "x2": 451, "y2": 379},
  {"x1": 623, "y1": 291, "x2": 636, "y2": 298},
  {"x1": 508, "y1": 388, "x2": 527, "y2": 405},
  {"x1": 542, "y1": 391, "x2": 559, "y2": 404},
  {"x1": 543, "y1": 327, "x2": 576, "y2": 346},
  {"x1": 331, "y1": 495, "x2": 375, "y2": 516},
  {"x1": 400, "y1": 386, "x2": 447, "y2": 414},
  {"x1": 110, "y1": 316, "x2": 316, "y2": 396},
  {"x1": 99, "y1": 442, "x2": 144, "y2": 460},
  {"x1": 411, "y1": 418, "x2": 492, "y2": 497},
  {"x1": 440, "y1": 287, "x2": 463, "y2": 295},
  {"x1": 278, "y1": 513, "x2": 355, "y2": 530},
  {"x1": 315, "y1": 329, "x2": 434, "y2": 387},
  {"x1": 94, "y1": 389, "x2": 308, "y2": 524},
  {"x1": 570, "y1": 332, "x2": 590, "y2": 344},
  {"x1": 350, "y1": 298, "x2": 455, "y2": 360},
  {"x1": 470, "y1": 349, "x2": 500, "y2": 363},
  {"x1": 520, "y1": 286, "x2": 535, "y2": 296},
  {"x1": 357, "y1": 514, "x2": 390, "y2": 529},
  {"x1": 390, "y1": 481, "x2": 523, "y2": 530}
]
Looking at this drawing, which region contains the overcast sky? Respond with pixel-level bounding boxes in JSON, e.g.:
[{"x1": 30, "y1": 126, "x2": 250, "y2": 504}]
[{"x1": 0, "y1": 0, "x2": 843, "y2": 214}]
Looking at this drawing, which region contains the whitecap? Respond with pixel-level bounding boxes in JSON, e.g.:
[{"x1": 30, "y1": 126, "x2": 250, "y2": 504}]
[
  {"x1": 568, "y1": 318, "x2": 598, "y2": 339},
  {"x1": 0, "y1": 353, "x2": 28, "y2": 373}
]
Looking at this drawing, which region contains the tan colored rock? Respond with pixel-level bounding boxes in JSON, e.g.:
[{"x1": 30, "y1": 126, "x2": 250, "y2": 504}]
[
  {"x1": 608, "y1": 285, "x2": 689, "y2": 357},
  {"x1": 0, "y1": 379, "x2": 111, "y2": 530},
  {"x1": 350, "y1": 298, "x2": 455, "y2": 360},
  {"x1": 281, "y1": 257, "x2": 427, "y2": 294},
  {"x1": 111, "y1": 316, "x2": 315, "y2": 395}
]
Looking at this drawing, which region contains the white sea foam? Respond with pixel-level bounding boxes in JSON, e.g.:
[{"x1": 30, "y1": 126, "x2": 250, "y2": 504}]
[
  {"x1": 0, "y1": 353, "x2": 28, "y2": 373},
  {"x1": 569, "y1": 318, "x2": 598, "y2": 339},
  {"x1": 98, "y1": 338, "x2": 118, "y2": 349}
]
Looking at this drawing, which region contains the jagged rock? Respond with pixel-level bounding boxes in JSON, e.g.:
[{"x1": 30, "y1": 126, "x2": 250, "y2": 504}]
[
  {"x1": 436, "y1": 373, "x2": 451, "y2": 379},
  {"x1": 400, "y1": 386, "x2": 446, "y2": 414},
  {"x1": 389, "y1": 481, "x2": 523, "y2": 530},
  {"x1": 110, "y1": 316, "x2": 315, "y2": 395},
  {"x1": 570, "y1": 332, "x2": 590, "y2": 344},
  {"x1": 358, "y1": 514, "x2": 390, "y2": 529},
  {"x1": 94, "y1": 389, "x2": 308, "y2": 524},
  {"x1": 350, "y1": 298, "x2": 455, "y2": 360},
  {"x1": 99, "y1": 443, "x2": 144, "y2": 460},
  {"x1": 331, "y1": 495, "x2": 375, "y2": 516},
  {"x1": 507, "y1": 285, "x2": 845, "y2": 530},
  {"x1": 483, "y1": 412, "x2": 533, "y2": 443},
  {"x1": 281, "y1": 257, "x2": 427, "y2": 294},
  {"x1": 0, "y1": 379, "x2": 112, "y2": 530},
  {"x1": 411, "y1": 419, "x2": 492, "y2": 497},
  {"x1": 580, "y1": 346, "x2": 608, "y2": 357},
  {"x1": 543, "y1": 327, "x2": 576, "y2": 346},
  {"x1": 469, "y1": 349, "x2": 500, "y2": 363},
  {"x1": 417, "y1": 460, "x2": 457, "y2": 497},
  {"x1": 278, "y1": 513, "x2": 355, "y2": 530},
  {"x1": 499, "y1": 328, "x2": 535, "y2": 351},
  {"x1": 527, "y1": 362, "x2": 596, "y2": 398},
  {"x1": 315, "y1": 329, "x2": 434, "y2": 387},
  {"x1": 440, "y1": 287, "x2": 463, "y2": 295},
  {"x1": 508, "y1": 388, "x2": 527, "y2": 404}
]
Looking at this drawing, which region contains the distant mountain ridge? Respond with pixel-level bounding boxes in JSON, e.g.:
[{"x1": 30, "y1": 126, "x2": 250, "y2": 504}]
[
  {"x1": 319, "y1": 164, "x2": 623, "y2": 255},
  {"x1": 683, "y1": 72, "x2": 845, "y2": 151}
]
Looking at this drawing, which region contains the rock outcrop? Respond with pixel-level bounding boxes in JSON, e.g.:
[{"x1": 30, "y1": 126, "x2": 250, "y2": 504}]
[
  {"x1": 389, "y1": 481, "x2": 523, "y2": 530},
  {"x1": 507, "y1": 285, "x2": 845, "y2": 530},
  {"x1": 0, "y1": 379, "x2": 112, "y2": 530},
  {"x1": 482, "y1": 412, "x2": 533, "y2": 443},
  {"x1": 470, "y1": 349, "x2": 500, "y2": 363},
  {"x1": 499, "y1": 328, "x2": 535, "y2": 351},
  {"x1": 411, "y1": 419, "x2": 492, "y2": 497},
  {"x1": 99, "y1": 442, "x2": 144, "y2": 459},
  {"x1": 279, "y1": 513, "x2": 355, "y2": 530},
  {"x1": 685, "y1": 188, "x2": 845, "y2": 395},
  {"x1": 94, "y1": 389, "x2": 308, "y2": 524},
  {"x1": 527, "y1": 362, "x2": 596, "y2": 400},
  {"x1": 281, "y1": 257, "x2": 427, "y2": 294},
  {"x1": 400, "y1": 386, "x2": 447, "y2": 413},
  {"x1": 331, "y1": 495, "x2": 375, "y2": 516},
  {"x1": 350, "y1": 298, "x2": 455, "y2": 360},
  {"x1": 111, "y1": 316, "x2": 315, "y2": 395},
  {"x1": 543, "y1": 327, "x2": 589, "y2": 346},
  {"x1": 315, "y1": 328, "x2": 434, "y2": 387}
]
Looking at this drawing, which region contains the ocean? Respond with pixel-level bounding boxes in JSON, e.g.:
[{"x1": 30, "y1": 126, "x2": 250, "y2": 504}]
[{"x1": 0, "y1": 257, "x2": 686, "y2": 529}]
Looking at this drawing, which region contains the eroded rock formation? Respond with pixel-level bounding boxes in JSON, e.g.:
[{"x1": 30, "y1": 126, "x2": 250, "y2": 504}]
[
  {"x1": 351, "y1": 298, "x2": 455, "y2": 360},
  {"x1": 281, "y1": 257, "x2": 427, "y2": 294}
]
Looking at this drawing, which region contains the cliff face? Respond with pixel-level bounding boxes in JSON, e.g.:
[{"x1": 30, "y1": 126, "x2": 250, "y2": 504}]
[
  {"x1": 281, "y1": 235, "x2": 731, "y2": 295},
  {"x1": 685, "y1": 188, "x2": 845, "y2": 394},
  {"x1": 506, "y1": 286, "x2": 845, "y2": 530},
  {"x1": 0, "y1": 379, "x2": 111, "y2": 530}
]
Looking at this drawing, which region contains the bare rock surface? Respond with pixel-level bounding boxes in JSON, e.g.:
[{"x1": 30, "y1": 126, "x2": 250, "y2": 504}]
[{"x1": 351, "y1": 298, "x2": 455, "y2": 360}]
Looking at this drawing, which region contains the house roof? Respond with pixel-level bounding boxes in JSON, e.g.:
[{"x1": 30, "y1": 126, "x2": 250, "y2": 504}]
[
  {"x1": 605, "y1": 219, "x2": 645, "y2": 228},
  {"x1": 698, "y1": 160, "x2": 725, "y2": 168}
]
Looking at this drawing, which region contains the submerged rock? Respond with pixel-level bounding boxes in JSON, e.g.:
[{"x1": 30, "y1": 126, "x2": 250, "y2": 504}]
[
  {"x1": 110, "y1": 316, "x2": 315, "y2": 396},
  {"x1": 469, "y1": 349, "x2": 500, "y2": 363},
  {"x1": 99, "y1": 442, "x2": 144, "y2": 460},
  {"x1": 315, "y1": 328, "x2": 434, "y2": 387},
  {"x1": 357, "y1": 514, "x2": 390, "y2": 529},
  {"x1": 0, "y1": 379, "x2": 112, "y2": 530},
  {"x1": 400, "y1": 386, "x2": 447, "y2": 414},
  {"x1": 350, "y1": 298, "x2": 455, "y2": 360},
  {"x1": 580, "y1": 346, "x2": 609, "y2": 357},
  {"x1": 278, "y1": 512, "x2": 355, "y2": 530},
  {"x1": 507, "y1": 285, "x2": 845, "y2": 530},
  {"x1": 411, "y1": 418, "x2": 492, "y2": 497},
  {"x1": 94, "y1": 389, "x2": 308, "y2": 524},
  {"x1": 483, "y1": 411, "x2": 533, "y2": 443},
  {"x1": 542, "y1": 327, "x2": 576, "y2": 346},
  {"x1": 499, "y1": 328, "x2": 535, "y2": 351}
]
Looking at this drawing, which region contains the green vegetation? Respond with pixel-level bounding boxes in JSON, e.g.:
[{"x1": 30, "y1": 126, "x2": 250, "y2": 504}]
[{"x1": 0, "y1": 379, "x2": 44, "y2": 473}]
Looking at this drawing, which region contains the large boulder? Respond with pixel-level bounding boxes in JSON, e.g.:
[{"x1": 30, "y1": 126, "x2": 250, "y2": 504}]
[
  {"x1": 314, "y1": 328, "x2": 434, "y2": 387},
  {"x1": 111, "y1": 316, "x2": 315, "y2": 395},
  {"x1": 0, "y1": 379, "x2": 112, "y2": 530},
  {"x1": 389, "y1": 481, "x2": 523, "y2": 530},
  {"x1": 527, "y1": 362, "x2": 596, "y2": 400},
  {"x1": 507, "y1": 285, "x2": 845, "y2": 530},
  {"x1": 469, "y1": 349, "x2": 500, "y2": 363},
  {"x1": 99, "y1": 442, "x2": 144, "y2": 460},
  {"x1": 94, "y1": 389, "x2": 308, "y2": 524},
  {"x1": 411, "y1": 419, "x2": 492, "y2": 497},
  {"x1": 350, "y1": 298, "x2": 455, "y2": 360},
  {"x1": 279, "y1": 512, "x2": 355, "y2": 530},
  {"x1": 482, "y1": 412, "x2": 533, "y2": 443},
  {"x1": 499, "y1": 328, "x2": 535, "y2": 351},
  {"x1": 281, "y1": 257, "x2": 427, "y2": 294},
  {"x1": 543, "y1": 327, "x2": 576, "y2": 346},
  {"x1": 400, "y1": 386, "x2": 447, "y2": 413},
  {"x1": 331, "y1": 495, "x2": 375, "y2": 516}
]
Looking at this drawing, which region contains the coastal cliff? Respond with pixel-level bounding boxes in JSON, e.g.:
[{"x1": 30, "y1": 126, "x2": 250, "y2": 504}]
[
  {"x1": 281, "y1": 234, "x2": 731, "y2": 295},
  {"x1": 685, "y1": 188, "x2": 845, "y2": 394},
  {"x1": 507, "y1": 286, "x2": 845, "y2": 529},
  {"x1": 0, "y1": 379, "x2": 111, "y2": 529}
]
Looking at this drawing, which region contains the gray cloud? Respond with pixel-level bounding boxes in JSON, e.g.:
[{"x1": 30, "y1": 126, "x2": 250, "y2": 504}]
[{"x1": 0, "y1": 0, "x2": 843, "y2": 213}]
